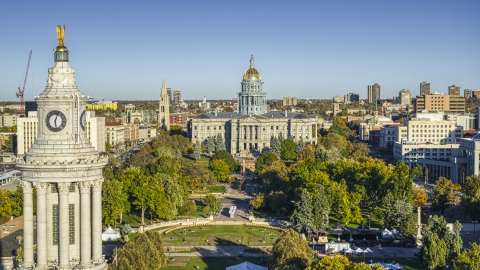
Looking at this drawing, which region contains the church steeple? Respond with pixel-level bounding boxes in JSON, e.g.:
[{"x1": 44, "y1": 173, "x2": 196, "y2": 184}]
[{"x1": 158, "y1": 80, "x2": 170, "y2": 130}]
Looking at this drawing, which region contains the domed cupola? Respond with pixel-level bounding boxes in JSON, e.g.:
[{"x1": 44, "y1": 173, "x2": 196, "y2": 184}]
[
  {"x1": 243, "y1": 55, "x2": 261, "y2": 81},
  {"x1": 238, "y1": 55, "x2": 267, "y2": 115}
]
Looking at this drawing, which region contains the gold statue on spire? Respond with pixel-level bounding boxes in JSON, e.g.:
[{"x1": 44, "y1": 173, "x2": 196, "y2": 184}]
[{"x1": 56, "y1": 25, "x2": 65, "y2": 47}]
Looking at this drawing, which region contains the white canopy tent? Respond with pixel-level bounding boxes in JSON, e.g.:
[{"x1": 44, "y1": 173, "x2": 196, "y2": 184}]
[
  {"x1": 226, "y1": 262, "x2": 268, "y2": 270},
  {"x1": 102, "y1": 226, "x2": 120, "y2": 241}
]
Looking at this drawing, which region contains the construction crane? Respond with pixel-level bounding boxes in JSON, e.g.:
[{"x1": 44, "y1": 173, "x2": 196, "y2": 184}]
[{"x1": 16, "y1": 50, "x2": 32, "y2": 115}]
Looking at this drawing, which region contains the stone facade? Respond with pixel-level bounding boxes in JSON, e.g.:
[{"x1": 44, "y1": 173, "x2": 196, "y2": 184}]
[
  {"x1": 16, "y1": 34, "x2": 107, "y2": 270},
  {"x1": 187, "y1": 56, "x2": 317, "y2": 154}
]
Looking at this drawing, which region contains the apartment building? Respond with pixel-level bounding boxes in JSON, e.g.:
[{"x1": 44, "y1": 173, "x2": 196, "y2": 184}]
[{"x1": 105, "y1": 122, "x2": 125, "y2": 147}]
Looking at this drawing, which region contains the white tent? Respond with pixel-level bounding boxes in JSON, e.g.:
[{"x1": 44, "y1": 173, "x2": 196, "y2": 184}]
[
  {"x1": 354, "y1": 247, "x2": 364, "y2": 253},
  {"x1": 344, "y1": 247, "x2": 355, "y2": 253},
  {"x1": 381, "y1": 229, "x2": 393, "y2": 238},
  {"x1": 102, "y1": 227, "x2": 120, "y2": 241},
  {"x1": 226, "y1": 262, "x2": 268, "y2": 270}
]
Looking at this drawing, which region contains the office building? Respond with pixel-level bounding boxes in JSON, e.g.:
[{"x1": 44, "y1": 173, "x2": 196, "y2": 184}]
[
  {"x1": 420, "y1": 81, "x2": 430, "y2": 96},
  {"x1": 399, "y1": 89, "x2": 412, "y2": 107},
  {"x1": 166, "y1": 87, "x2": 172, "y2": 102},
  {"x1": 448, "y1": 85, "x2": 461, "y2": 96},
  {"x1": 86, "y1": 100, "x2": 118, "y2": 111},
  {"x1": 16, "y1": 30, "x2": 107, "y2": 270},
  {"x1": 1, "y1": 115, "x2": 18, "y2": 127},
  {"x1": 188, "y1": 56, "x2": 318, "y2": 154},
  {"x1": 368, "y1": 83, "x2": 381, "y2": 104},
  {"x1": 173, "y1": 90, "x2": 181, "y2": 105},
  {"x1": 105, "y1": 122, "x2": 125, "y2": 147},
  {"x1": 283, "y1": 96, "x2": 298, "y2": 106},
  {"x1": 464, "y1": 89, "x2": 473, "y2": 99},
  {"x1": 415, "y1": 93, "x2": 466, "y2": 113},
  {"x1": 344, "y1": 93, "x2": 359, "y2": 104},
  {"x1": 16, "y1": 112, "x2": 39, "y2": 156}
]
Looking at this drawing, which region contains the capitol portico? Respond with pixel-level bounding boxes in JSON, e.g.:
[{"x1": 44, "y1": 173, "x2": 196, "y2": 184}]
[{"x1": 16, "y1": 26, "x2": 107, "y2": 270}]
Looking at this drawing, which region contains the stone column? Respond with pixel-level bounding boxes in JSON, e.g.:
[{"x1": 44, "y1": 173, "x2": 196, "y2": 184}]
[
  {"x1": 79, "y1": 181, "x2": 92, "y2": 267},
  {"x1": 22, "y1": 181, "x2": 35, "y2": 268},
  {"x1": 58, "y1": 182, "x2": 70, "y2": 269},
  {"x1": 36, "y1": 183, "x2": 50, "y2": 268},
  {"x1": 91, "y1": 179, "x2": 103, "y2": 263}
]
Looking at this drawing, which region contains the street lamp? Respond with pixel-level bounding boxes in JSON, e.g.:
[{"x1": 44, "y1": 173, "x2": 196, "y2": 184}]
[
  {"x1": 473, "y1": 220, "x2": 477, "y2": 235},
  {"x1": 367, "y1": 215, "x2": 371, "y2": 228}
]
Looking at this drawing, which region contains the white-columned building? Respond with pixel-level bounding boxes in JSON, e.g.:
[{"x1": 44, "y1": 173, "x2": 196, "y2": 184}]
[
  {"x1": 187, "y1": 56, "x2": 317, "y2": 154},
  {"x1": 16, "y1": 28, "x2": 108, "y2": 270}
]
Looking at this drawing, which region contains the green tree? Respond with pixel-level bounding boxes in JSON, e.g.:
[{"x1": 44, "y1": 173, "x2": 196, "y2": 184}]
[
  {"x1": 179, "y1": 200, "x2": 197, "y2": 215},
  {"x1": 4, "y1": 135, "x2": 13, "y2": 152},
  {"x1": 280, "y1": 138, "x2": 296, "y2": 160},
  {"x1": 129, "y1": 150, "x2": 155, "y2": 167},
  {"x1": 175, "y1": 149, "x2": 182, "y2": 160},
  {"x1": 413, "y1": 186, "x2": 429, "y2": 208},
  {"x1": 102, "y1": 179, "x2": 129, "y2": 226},
  {"x1": 462, "y1": 175, "x2": 480, "y2": 222},
  {"x1": 433, "y1": 177, "x2": 459, "y2": 214},
  {"x1": 400, "y1": 213, "x2": 417, "y2": 238},
  {"x1": 112, "y1": 230, "x2": 166, "y2": 270},
  {"x1": 452, "y1": 220, "x2": 463, "y2": 260},
  {"x1": 169, "y1": 125, "x2": 182, "y2": 135},
  {"x1": 210, "y1": 150, "x2": 236, "y2": 172},
  {"x1": 421, "y1": 215, "x2": 452, "y2": 269},
  {"x1": 249, "y1": 194, "x2": 265, "y2": 211},
  {"x1": 105, "y1": 142, "x2": 113, "y2": 152},
  {"x1": 453, "y1": 243, "x2": 480, "y2": 269},
  {"x1": 270, "y1": 136, "x2": 281, "y2": 157},
  {"x1": 278, "y1": 132, "x2": 285, "y2": 144},
  {"x1": 312, "y1": 188, "x2": 330, "y2": 231},
  {"x1": 290, "y1": 189, "x2": 314, "y2": 233},
  {"x1": 181, "y1": 162, "x2": 216, "y2": 191},
  {"x1": 204, "y1": 194, "x2": 221, "y2": 214},
  {"x1": 209, "y1": 159, "x2": 230, "y2": 181},
  {"x1": 268, "y1": 191, "x2": 289, "y2": 214},
  {"x1": 193, "y1": 143, "x2": 201, "y2": 160},
  {"x1": 152, "y1": 173, "x2": 184, "y2": 220},
  {"x1": 131, "y1": 174, "x2": 156, "y2": 225},
  {"x1": 311, "y1": 255, "x2": 351, "y2": 270},
  {"x1": 206, "y1": 136, "x2": 215, "y2": 153},
  {"x1": 271, "y1": 229, "x2": 312, "y2": 270},
  {"x1": 423, "y1": 233, "x2": 448, "y2": 270},
  {"x1": 255, "y1": 151, "x2": 279, "y2": 173},
  {"x1": 215, "y1": 133, "x2": 226, "y2": 153}
]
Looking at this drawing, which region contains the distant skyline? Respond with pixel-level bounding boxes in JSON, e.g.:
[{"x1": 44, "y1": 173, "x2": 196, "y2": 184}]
[{"x1": 1, "y1": 1, "x2": 479, "y2": 101}]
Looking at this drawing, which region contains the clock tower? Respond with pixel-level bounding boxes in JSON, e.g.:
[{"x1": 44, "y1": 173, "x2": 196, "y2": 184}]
[{"x1": 16, "y1": 26, "x2": 107, "y2": 270}]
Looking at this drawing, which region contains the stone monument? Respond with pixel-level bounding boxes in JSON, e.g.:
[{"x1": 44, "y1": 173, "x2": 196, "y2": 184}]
[{"x1": 16, "y1": 25, "x2": 108, "y2": 270}]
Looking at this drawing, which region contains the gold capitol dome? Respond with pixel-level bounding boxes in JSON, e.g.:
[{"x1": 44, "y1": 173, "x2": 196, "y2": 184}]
[{"x1": 243, "y1": 55, "x2": 261, "y2": 81}]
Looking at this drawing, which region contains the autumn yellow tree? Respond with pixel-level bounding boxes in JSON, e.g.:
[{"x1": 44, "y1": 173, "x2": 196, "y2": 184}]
[{"x1": 413, "y1": 186, "x2": 429, "y2": 208}]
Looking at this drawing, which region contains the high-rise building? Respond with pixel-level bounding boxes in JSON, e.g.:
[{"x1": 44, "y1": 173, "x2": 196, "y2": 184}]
[
  {"x1": 283, "y1": 96, "x2": 298, "y2": 106},
  {"x1": 158, "y1": 80, "x2": 170, "y2": 130},
  {"x1": 449, "y1": 85, "x2": 461, "y2": 96},
  {"x1": 399, "y1": 89, "x2": 412, "y2": 107},
  {"x1": 173, "y1": 90, "x2": 181, "y2": 105},
  {"x1": 368, "y1": 83, "x2": 381, "y2": 104},
  {"x1": 343, "y1": 93, "x2": 359, "y2": 104},
  {"x1": 420, "y1": 81, "x2": 430, "y2": 96},
  {"x1": 16, "y1": 28, "x2": 107, "y2": 270},
  {"x1": 237, "y1": 55, "x2": 267, "y2": 115},
  {"x1": 464, "y1": 89, "x2": 473, "y2": 99},
  {"x1": 166, "y1": 87, "x2": 172, "y2": 102}
]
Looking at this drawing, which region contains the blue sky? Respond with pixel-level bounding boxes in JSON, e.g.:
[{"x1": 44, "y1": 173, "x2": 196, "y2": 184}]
[{"x1": 1, "y1": 1, "x2": 479, "y2": 101}]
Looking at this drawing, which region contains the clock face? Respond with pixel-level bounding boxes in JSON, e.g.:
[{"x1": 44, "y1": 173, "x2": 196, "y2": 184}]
[
  {"x1": 80, "y1": 110, "x2": 86, "y2": 131},
  {"x1": 45, "y1": 110, "x2": 67, "y2": 132}
]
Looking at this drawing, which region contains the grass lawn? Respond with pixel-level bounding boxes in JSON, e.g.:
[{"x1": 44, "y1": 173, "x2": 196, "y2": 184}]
[
  {"x1": 178, "y1": 204, "x2": 209, "y2": 219},
  {"x1": 349, "y1": 257, "x2": 421, "y2": 270},
  {"x1": 163, "y1": 225, "x2": 282, "y2": 246},
  {"x1": 182, "y1": 156, "x2": 209, "y2": 167},
  {"x1": 207, "y1": 185, "x2": 227, "y2": 193},
  {"x1": 162, "y1": 256, "x2": 270, "y2": 270}
]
